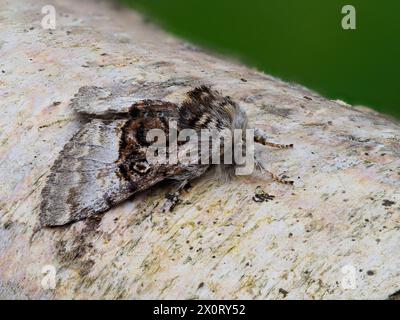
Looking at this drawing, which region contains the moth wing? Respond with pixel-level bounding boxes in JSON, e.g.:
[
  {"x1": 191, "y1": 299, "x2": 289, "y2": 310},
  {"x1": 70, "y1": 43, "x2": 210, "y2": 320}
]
[
  {"x1": 70, "y1": 86, "x2": 133, "y2": 116},
  {"x1": 70, "y1": 82, "x2": 193, "y2": 116},
  {"x1": 40, "y1": 119, "x2": 134, "y2": 227}
]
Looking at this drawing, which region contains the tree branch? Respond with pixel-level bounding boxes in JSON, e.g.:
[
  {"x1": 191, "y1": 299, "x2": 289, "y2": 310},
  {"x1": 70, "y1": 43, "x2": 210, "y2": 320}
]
[{"x1": 0, "y1": 0, "x2": 399, "y2": 299}]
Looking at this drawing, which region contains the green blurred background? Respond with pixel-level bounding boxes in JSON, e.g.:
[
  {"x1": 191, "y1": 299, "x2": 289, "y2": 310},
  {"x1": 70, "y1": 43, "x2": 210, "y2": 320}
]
[{"x1": 120, "y1": 0, "x2": 400, "y2": 118}]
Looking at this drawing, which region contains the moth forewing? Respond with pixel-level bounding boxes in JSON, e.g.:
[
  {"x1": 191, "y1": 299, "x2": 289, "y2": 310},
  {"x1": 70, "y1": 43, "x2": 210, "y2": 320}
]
[{"x1": 40, "y1": 119, "x2": 134, "y2": 226}]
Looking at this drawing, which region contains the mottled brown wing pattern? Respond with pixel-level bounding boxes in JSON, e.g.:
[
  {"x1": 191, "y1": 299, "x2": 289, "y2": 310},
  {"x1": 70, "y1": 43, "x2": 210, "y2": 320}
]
[{"x1": 40, "y1": 102, "x2": 187, "y2": 227}]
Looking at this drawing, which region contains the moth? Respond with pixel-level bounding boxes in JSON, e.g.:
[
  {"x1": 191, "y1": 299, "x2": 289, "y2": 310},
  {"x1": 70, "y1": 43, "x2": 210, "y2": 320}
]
[{"x1": 40, "y1": 85, "x2": 293, "y2": 227}]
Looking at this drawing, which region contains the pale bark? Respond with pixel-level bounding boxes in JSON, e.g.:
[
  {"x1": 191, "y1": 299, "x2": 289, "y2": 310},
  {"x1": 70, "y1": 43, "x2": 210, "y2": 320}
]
[{"x1": 0, "y1": 0, "x2": 399, "y2": 299}]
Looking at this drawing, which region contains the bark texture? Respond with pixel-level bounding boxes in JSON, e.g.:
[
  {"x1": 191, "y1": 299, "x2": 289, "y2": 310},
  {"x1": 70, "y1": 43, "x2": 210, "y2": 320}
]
[{"x1": 0, "y1": 0, "x2": 399, "y2": 299}]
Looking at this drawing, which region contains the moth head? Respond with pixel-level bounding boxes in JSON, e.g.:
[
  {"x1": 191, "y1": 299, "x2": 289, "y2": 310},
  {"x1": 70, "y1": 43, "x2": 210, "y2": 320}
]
[{"x1": 213, "y1": 103, "x2": 255, "y2": 177}]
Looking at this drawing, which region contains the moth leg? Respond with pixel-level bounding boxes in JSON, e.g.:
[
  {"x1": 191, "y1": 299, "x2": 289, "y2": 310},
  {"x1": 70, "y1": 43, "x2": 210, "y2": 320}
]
[
  {"x1": 265, "y1": 170, "x2": 294, "y2": 185},
  {"x1": 255, "y1": 161, "x2": 294, "y2": 185},
  {"x1": 254, "y1": 128, "x2": 293, "y2": 149},
  {"x1": 162, "y1": 180, "x2": 189, "y2": 212}
]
